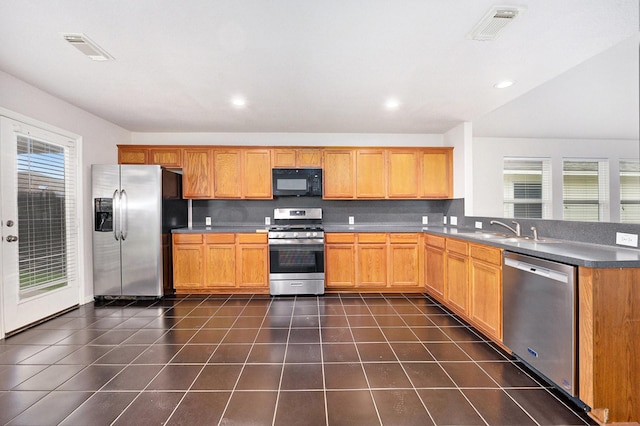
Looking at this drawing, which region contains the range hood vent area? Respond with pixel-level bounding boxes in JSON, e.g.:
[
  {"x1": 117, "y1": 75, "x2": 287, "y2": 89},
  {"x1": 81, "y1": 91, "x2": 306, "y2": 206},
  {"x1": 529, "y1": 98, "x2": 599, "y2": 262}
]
[{"x1": 467, "y1": 6, "x2": 526, "y2": 41}]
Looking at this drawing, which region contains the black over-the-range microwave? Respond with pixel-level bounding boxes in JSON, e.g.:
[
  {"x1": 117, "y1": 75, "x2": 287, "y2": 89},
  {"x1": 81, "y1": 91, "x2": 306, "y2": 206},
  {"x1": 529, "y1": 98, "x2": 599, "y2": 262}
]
[{"x1": 272, "y1": 168, "x2": 323, "y2": 197}]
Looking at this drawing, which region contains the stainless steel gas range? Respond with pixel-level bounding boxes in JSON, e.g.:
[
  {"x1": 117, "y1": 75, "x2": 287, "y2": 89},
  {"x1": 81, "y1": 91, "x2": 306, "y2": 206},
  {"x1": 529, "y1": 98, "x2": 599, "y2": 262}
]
[{"x1": 268, "y1": 208, "x2": 325, "y2": 296}]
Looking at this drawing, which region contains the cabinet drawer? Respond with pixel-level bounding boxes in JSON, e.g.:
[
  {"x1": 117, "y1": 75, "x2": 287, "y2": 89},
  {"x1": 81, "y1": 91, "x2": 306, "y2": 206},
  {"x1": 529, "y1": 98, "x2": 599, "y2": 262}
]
[
  {"x1": 174, "y1": 233, "x2": 203, "y2": 244},
  {"x1": 205, "y1": 233, "x2": 235, "y2": 244},
  {"x1": 390, "y1": 233, "x2": 418, "y2": 244},
  {"x1": 357, "y1": 233, "x2": 387, "y2": 244},
  {"x1": 238, "y1": 233, "x2": 268, "y2": 244},
  {"x1": 446, "y1": 238, "x2": 468, "y2": 255},
  {"x1": 469, "y1": 244, "x2": 502, "y2": 265},
  {"x1": 424, "y1": 234, "x2": 445, "y2": 249},
  {"x1": 326, "y1": 233, "x2": 355, "y2": 243}
]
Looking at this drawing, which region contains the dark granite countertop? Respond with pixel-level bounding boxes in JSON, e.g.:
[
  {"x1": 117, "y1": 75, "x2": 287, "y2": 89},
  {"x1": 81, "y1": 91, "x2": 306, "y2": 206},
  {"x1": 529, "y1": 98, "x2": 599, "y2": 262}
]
[{"x1": 172, "y1": 224, "x2": 640, "y2": 268}]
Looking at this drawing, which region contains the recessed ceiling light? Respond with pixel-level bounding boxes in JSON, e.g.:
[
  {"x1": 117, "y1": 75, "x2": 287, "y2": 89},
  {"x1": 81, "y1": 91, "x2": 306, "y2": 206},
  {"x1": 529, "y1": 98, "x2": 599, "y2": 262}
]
[
  {"x1": 494, "y1": 80, "x2": 514, "y2": 89},
  {"x1": 384, "y1": 98, "x2": 400, "y2": 110},
  {"x1": 231, "y1": 96, "x2": 247, "y2": 108}
]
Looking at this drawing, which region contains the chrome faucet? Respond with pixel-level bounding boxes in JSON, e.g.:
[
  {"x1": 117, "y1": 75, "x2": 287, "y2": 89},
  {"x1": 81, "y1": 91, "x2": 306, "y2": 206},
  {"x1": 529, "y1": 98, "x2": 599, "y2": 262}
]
[
  {"x1": 530, "y1": 226, "x2": 539, "y2": 241},
  {"x1": 490, "y1": 220, "x2": 521, "y2": 236}
]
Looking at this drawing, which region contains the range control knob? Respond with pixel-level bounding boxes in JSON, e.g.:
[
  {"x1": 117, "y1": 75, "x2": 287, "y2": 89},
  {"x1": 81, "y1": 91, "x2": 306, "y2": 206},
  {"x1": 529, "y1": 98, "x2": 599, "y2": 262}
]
[
  {"x1": 293, "y1": 232, "x2": 298, "y2": 238},
  {"x1": 311, "y1": 232, "x2": 317, "y2": 237}
]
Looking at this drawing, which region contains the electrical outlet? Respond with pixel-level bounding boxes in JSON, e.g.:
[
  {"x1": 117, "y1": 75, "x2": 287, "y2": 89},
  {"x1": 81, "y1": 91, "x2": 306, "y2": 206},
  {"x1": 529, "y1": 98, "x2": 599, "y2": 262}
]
[
  {"x1": 265, "y1": 217, "x2": 271, "y2": 225},
  {"x1": 348, "y1": 216, "x2": 355, "y2": 225},
  {"x1": 475, "y1": 221, "x2": 483, "y2": 229},
  {"x1": 443, "y1": 216, "x2": 447, "y2": 225},
  {"x1": 205, "y1": 217, "x2": 211, "y2": 226},
  {"x1": 422, "y1": 216, "x2": 429, "y2": 225},
  {"x1": 450, "y1": 216, "x2": 458, "y2": 226},
  {"x1": 616, "y1": 232, "x2": 638, "y2": 247}
]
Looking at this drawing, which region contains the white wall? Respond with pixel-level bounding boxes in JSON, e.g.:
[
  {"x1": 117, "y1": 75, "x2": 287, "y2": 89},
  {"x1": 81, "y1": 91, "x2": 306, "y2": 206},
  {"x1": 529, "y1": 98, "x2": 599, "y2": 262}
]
[
  {"x1": 472, "y1": 136, "x2": 639, "y2": 220},
  {"x1": 131, "y1": 132, "x2": 444, "y2": 147},
  {"x1": 0, "y1": 70, "x2": 131, "y2": 303},
  {"x1": 444, "y1": 122, "x2": 472, "y2": 204}
]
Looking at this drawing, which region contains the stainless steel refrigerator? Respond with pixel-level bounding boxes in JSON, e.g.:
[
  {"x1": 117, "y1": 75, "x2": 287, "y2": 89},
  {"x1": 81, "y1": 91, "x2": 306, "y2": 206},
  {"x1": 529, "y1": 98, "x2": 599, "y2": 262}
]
[{"x1": 92, "y1": 164, "x2": 188, "y2": 297}]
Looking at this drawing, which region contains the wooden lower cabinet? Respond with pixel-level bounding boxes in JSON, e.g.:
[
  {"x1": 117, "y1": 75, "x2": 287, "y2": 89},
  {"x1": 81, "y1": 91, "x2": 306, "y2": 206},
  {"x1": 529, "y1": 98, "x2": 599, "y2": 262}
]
[
  {"x1": 325, "y1": 232, "x2": 422, "y2": 291},
  {"x1": 468, "y1": 244, "x2": 502, "y2": 341},
  {"x1": 172, "y1": 234, "x2": 205, "y2": 289},
  {"x1": 389, "y1": 233, "x2": 421, "y2": 287},
  {"x1": 357, "y1": 234, "x2": 387, "y2": 287},
  {"x1": 325, "y1": 233, "x2": 356, "y2": 288},
  {"x1": 424, "y1": 234, "x2": 445, "y2": 299},
  {"x1": 578, "y1": 266, "x2": 640, "y2": 424},
  {"x1": 444, "y1": 238, "x2": 469, "y2": 316},
  {"x1": 173, "y1": 233, "x2": 268, "y2": 293}
]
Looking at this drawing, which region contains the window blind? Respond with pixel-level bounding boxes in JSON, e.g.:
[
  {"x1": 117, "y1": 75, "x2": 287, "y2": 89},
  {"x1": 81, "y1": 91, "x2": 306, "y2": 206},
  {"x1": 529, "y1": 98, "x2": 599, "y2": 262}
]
[
  {"x1": 562, "y1": 159, "x2": 609, "y2": 222},
  {"x1": 503, "y1": 158, "x2": 551, "y2": 219},
  {"x1": 16, "y1": 135, "x2": 77, "y2": 298},
  {"x1": 620, "y1": 160, "x2": 640, "y2": 223}
]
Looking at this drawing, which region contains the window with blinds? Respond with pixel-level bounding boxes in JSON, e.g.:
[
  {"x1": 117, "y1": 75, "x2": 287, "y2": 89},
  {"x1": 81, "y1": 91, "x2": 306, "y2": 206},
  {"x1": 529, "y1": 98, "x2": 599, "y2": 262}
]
[
  {"x1": 17, "y1": 135, "x2": 77, "y2": 298},
  {"x1": 562, "y1": 159, "x2": 609, "y2": 222},
  {"x1": 503, "y1": 158, "x2": 551, "y2": 219},
  {"x1": 620, "y1": 159, "x2": 640, "y2": 223}
]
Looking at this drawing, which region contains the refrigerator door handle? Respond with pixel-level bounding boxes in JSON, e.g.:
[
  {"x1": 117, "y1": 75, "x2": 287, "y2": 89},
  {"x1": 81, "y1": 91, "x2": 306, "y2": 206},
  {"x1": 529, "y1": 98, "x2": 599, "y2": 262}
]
[
  {"x1": 120, "y1": 189, "x2": 128, "y2": 241},
  {"x1": 112, "y1": 189, "x2": 120, "y2": 241}
]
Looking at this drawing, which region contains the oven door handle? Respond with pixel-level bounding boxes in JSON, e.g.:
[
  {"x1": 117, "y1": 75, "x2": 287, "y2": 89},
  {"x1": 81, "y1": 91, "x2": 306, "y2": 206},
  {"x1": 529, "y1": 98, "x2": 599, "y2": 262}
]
[{"x1": 268, "y1": 240, "x2": 324, "y2": 247}]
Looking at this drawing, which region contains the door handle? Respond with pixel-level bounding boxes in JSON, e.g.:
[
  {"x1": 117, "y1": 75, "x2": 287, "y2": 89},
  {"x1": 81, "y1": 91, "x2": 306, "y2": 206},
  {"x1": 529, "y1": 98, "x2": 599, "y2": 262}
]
[{"x1": 6, "y1": 235, "x2": 18, "y2": 242}]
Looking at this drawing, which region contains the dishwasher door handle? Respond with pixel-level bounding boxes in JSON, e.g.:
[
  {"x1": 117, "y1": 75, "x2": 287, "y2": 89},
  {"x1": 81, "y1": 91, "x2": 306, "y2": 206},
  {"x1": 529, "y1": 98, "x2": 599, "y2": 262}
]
[{"x1": 504, "y1": 257, "x2": 569, "y2": 283}]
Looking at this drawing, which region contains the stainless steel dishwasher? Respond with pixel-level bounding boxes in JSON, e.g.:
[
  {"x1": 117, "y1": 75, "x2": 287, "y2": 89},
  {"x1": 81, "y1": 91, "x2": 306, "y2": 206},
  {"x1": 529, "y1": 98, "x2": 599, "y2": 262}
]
[{"x1": 502, "y1": 251, "x2": 578, "y2": 397}]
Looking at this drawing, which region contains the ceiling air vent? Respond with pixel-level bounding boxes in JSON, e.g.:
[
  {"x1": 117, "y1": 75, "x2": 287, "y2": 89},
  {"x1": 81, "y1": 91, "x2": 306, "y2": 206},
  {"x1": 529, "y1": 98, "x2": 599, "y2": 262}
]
[
  {"x1": 467, "y1": 6, "x2": 526, "y2": 41},
  {"x1": 62, "y1": 33, "x2": 113, "y2": 61}
]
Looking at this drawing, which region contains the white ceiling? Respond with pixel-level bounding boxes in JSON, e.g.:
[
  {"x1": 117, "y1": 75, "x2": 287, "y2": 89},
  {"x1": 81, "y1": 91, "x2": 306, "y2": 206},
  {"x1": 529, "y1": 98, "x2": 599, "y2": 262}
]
[{"x1": 0, "y1": 0, "x2": 637, "y2": 135}]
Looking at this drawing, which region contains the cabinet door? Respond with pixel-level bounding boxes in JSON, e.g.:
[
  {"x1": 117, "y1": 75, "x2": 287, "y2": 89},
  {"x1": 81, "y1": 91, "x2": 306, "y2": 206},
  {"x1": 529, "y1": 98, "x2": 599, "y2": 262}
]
[
  {"x1": 421, "y1": 149, "x2": 453, "y2": 198},
  {"x1": 149, "y1": 147, "x2": 182, "y2": 168},
  {"x1": 118, "y1": 146, "x2": 148, "y2": 164},
  {"x1": 445, "y1": 251, "x2": 469, "y2": 315},
  {"x1": 272, "y1": 149, "x2": 297, "y2": 168},
  {"x1": 469, "y1": 258, "x2": 502, "y2": 341},
  {"x1": 297, "y1": 149, "x2": 322, "y2": 167},
  {"x1": 205, "y1": 243, "x2": 236, "y2": 288},
  {"x1": 243, "y1": 149, "x2": 272, "y2": 198},
  {"x1": 237, "y1": 243, "x2": 269, "y2": 288},
  {"x1": 325, "y1": 244, "x2": 356, "y2": 288},
  {"x1": 388, "y1": 150, "x2": 419, "y2": 198},
  {"x1": 183, "y1": 148, "x2": 213, "y2": 198},
  {"x1": 425, "y1": 245, "x2": 445, "y2": 299},
  {"x1": 356, "y1": 149, "x2": 386, "y2": 198},
  {"x1": 357, "y1": 234, "x2": 387, "y2": 287},
  {"x1": 213, "y1": 149, "x2": 242, "y2": 198},
  {"x1": 389, "y1": 234, "x2": 420, "y2": 287},
  {"x1": 172, "y1": 234, "x2": 204, "y2": 290},
  {"x1": 323, "y1": 149, "x2": 355, "y2": 198}
]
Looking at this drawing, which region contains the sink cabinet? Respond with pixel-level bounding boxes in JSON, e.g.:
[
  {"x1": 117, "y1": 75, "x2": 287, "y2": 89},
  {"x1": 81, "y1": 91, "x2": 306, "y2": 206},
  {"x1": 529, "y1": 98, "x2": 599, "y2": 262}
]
[{"x1": 468, "y1": 243, "x2": 503, "y2": 341}]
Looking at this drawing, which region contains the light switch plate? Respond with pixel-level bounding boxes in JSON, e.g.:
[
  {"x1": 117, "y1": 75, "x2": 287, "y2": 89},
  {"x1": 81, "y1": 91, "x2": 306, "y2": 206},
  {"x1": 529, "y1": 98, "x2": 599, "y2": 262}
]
[
  {"x1": 450, "y1": 216, "x2": 458, "y2": 226},
  {"x1": 443, "y1": 216, "x2": 447, "y2": 225},
  {"x1": 205, "y1": 217, "x2": 211, "y2": 226},
  {"x1": 348, "y1": 216, "x2": 355, "y2": 225},
  {"x1": 265, "y1": 217, "x2": 271, "y2": 225},
  {"x1": 475, "y1": 221, "x2": 483, "y2": 229},
  {"x1": 422, "y1": 216, "x2": 429, "y2": 225},
  {"x1": 616, "y1": 232, "x2": 638, "y2": 247}
]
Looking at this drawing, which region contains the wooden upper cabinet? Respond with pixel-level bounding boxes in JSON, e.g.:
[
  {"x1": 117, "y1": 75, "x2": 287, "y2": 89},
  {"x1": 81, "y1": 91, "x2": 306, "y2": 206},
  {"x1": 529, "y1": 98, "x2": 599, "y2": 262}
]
[
  {"x1": 388, "y1": 150, "x2": 420, "y2": 198},
  {"x1": 272, "y1": 149, "x2": 297, "y2": 167},
  {"x1": 356, "y1": 149, "x2": 386, "y2": 198},
  {"x1": 118, "y1": 146, "x2": 148, "y2": 164},
  {"x1": 213, "y1": 149, "x2": 242, "y2": 198},
  {"x1": 323, "y1": 149, "x2": 355, "y2": 198},
  {"x1": 243, "y1": 149, "x2": 272, "y2": 198},
  {"x1": 421, "y1": 148, "x2": 453, "y2": 198},
  {"x1": 149, "y1": 147, "x2": 182, "y2": 168},
  {"x1": 273, "y1": 148, "x2": 322, "y2": 168},
  {"x1": 182, "y1": 148, "x2": 213, "y2": 199},
  {"x1": 297, "y1": 149, "x2": 322, "y2": 167}
]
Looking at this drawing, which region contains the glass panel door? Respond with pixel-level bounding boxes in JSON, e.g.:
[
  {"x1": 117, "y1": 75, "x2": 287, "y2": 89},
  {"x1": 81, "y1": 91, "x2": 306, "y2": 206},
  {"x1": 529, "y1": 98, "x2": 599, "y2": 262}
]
[{"x1": 1, "y1": 117, "x2": 80, "y2": 336}]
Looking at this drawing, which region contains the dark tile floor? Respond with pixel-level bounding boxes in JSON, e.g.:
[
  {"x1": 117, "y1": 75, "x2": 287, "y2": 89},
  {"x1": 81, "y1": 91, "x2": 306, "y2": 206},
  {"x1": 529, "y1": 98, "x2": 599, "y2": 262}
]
[{"x1": 0, "y1": 293, "x2": 596, "y2": 425}]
